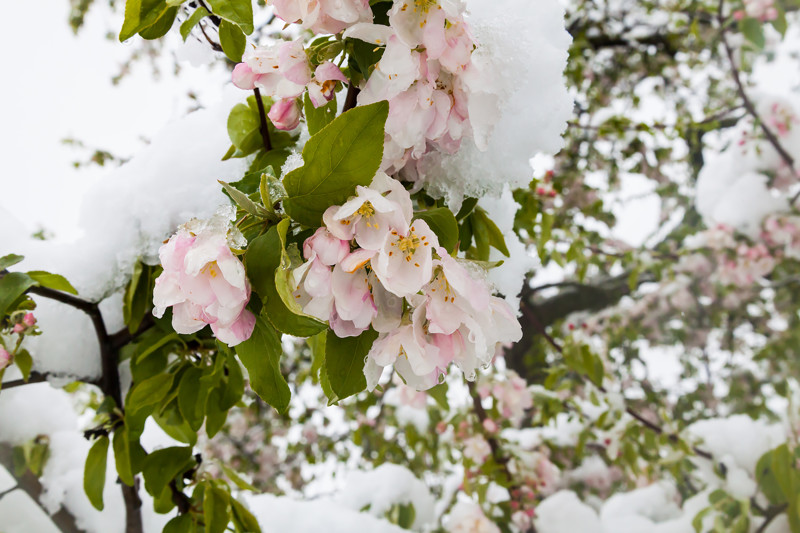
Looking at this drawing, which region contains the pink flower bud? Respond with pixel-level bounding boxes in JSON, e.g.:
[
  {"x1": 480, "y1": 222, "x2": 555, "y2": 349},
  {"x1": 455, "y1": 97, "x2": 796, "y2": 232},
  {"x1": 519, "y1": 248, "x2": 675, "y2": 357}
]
[
  {"x1": 733, "y1": 10, "x2": 745, "y2": 20},
  {"x1": 23, "y1": 313, "x2": 36, "y2": 327},
  {"x1": 0, "y1": 348, "x2": 10, "y2": 370},
  {"x1": 436, "y1": 421, "x2": 448, "y2": 434},
  {"x1": 232, "y1": 63, "x2": 258, "y2": 90},
  {"x1": 268, "y1": 98, "x2": 301, "y2": 131},
  {"x1": 12, "y1": 324, "x2": 25, "y2": 334},
  {"x1": 482, "y1": 418, "x2": 498, "y2": 433}
]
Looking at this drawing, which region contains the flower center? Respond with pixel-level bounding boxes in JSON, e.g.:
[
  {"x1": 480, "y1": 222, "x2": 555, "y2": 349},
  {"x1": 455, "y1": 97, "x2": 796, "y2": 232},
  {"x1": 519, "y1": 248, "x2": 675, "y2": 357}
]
[
  {"x1": 202, "y1": 261, "x2": 219, "y2": 278},
  {"x1": 413, "y1": 0, "x2": 438, "y2": 13},
  {"x1": 397, "y1": 233, "x2": 421, "y2": 254}
]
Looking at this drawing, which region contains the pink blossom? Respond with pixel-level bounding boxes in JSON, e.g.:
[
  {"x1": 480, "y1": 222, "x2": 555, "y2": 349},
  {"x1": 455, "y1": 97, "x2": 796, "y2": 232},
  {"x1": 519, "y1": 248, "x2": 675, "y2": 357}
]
[
  {"x1": 152, "y1": 209, "x2": 256, "y2": 346},
  {"x1": 372, "y1": 219, "x2": 439, "y2": 297},
  {"x1": 307, "y1": 62, "x2": 348, "y2": 108},
  {"x1": 232, "y1": 41, "x2": 309, "y2": 99},
  {"x1": 268, "y1": 98, "x2": 301, "y2": 130},
  {"x1": 323, "y1": 172, "x2": 413, "y2": 250},
  {"x1": 0, "y1": 348, "x2": 10, "y2": 370},
  {"x1": 23, "y1": 313, "x2": 36, "y2": 327},
  {"x1": 445, "y1": 501, "x2": 500, "y2": 533},
  {"x1": 482, "y1": 418, "x2": 498, "y2": 433},
  {"x1": 12, "y1": 324, "x2": 24, "y2": 334},
  {"x1": 303, "y1": 227, "x2": 350, "y2": 266},
  {"x1": 273, "y1": 0, "x2": 372, "y2": 35},
  {"x1": 462, "y1": 435, "x2": 491, "y2": 463}
]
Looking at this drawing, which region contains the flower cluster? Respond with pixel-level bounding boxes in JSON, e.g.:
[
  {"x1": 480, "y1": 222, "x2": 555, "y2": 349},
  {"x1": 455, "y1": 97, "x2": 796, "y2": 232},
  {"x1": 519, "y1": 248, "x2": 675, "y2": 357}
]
[
  {"x1": 346, "y1": 1, "x2": 495, "y2": 172},
  {"x1": 232, "y1": 40, "x2": 348, "y2": 129},
  {"x1": 271, "y1": 0, "x2": 372, "y2": 35},
  {"x1": 733, "y1": 0, "x2": 778, "y2": 21},
  {"x1": 153, "y1": 207, "x2": 256, "y2": 347},
  {"x1": 291, "y1": 172, "x2": 521, "y2": 390}
]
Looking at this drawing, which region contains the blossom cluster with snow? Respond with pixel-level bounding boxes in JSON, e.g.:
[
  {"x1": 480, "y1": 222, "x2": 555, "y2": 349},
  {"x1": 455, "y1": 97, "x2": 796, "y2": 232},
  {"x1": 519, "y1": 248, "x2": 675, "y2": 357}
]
[
  {"x1": 292, "y1": 172, "x2": 522, "y2": 390},
  {"x1": 152, "y1": 207, "x2": 256, "y2": 346}
]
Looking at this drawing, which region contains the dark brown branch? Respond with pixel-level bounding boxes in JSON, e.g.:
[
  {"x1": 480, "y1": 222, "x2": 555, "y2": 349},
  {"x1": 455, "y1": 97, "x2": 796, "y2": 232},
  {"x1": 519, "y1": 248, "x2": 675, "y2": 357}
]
[
  {"x1": 0, "y1": 443, "x2": 83, "y2": 533},
  {"x1": 0, "y1": 270, "x2": 143, "y2": 533},
  {"x1": 343, "y1": 83, "x2": 360, "y2": 113},
  {"x1": 755, "y1": 503, "x2": 789, "y2": 533},
  {"x1": 253, "y1": 88, "x2": 273, "y2": 152}
]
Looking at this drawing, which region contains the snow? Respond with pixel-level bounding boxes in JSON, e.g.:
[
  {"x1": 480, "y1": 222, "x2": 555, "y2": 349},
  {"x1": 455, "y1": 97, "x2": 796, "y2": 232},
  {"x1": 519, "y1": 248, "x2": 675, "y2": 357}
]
[
  {"x1": 414, "y1": 0, "x2": 573, "y2": 208},
  {"x1": 338, "y1": 463, "x2": 436, "y2": 530},
  {"x1": 1, "y1": 89, "x2": 249, "y2": 380},
  {"x1": 534, "y1": 491, "x2": 602, "y2": 533},
  {"x1": 0, "y1": 490, "x2": 62, "y2": 533},
  {"x1": 244, "y1": 493, "x2": 409, "y2": 533},
  {"x1": 687, "y1": 415, "x2": 785, "y2": 475},
  {"x1": 480, "y1": 186, "x2": 538, "y2": 309}
]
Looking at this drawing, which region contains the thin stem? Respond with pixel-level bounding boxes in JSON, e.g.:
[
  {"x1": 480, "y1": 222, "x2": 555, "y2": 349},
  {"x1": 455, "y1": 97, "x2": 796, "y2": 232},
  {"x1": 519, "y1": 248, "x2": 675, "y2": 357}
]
[
  {"x1": 717, "y1": 0, "x2": 798, "y2": 203},
  {"x1": 253, "y1": 88, "x2": 273, "y2": 152},
  {"x1": 524, "y1": 304, "x2": 714, "y2": 460}
]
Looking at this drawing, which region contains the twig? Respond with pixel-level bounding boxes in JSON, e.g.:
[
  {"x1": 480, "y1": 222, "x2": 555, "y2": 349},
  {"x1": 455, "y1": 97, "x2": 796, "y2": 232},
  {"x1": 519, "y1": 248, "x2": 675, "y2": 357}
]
[
  {"x1": 253, "y1": 88, "x2": 273, "y2": 152},
  {"x1": 717, "y1": 0, "x2": 798, "y2": 203},
  {"x1": 343, "y1": 83, "x2": 360, "y2": 113},
  {"x1": 755, "y1": 503, "x2": 788, "y2": 533},
  {"x1": 525, "y1": 306, "x2": 714, "y2": 460}
]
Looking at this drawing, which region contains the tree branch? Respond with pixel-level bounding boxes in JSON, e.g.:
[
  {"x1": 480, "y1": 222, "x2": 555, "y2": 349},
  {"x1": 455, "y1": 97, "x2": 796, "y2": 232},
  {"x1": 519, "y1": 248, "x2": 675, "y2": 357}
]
[
  {"x1": 0, "y1": 443, "x2": 83, "y2": 533},
  {"x1": 717, "y1": 0, "x2": 797, "y2": 202},
  {"x1": 343, "y1": 83, "x2": 360, "y2": 113},
  {"x1": 253, "y1": 88, "x2": 273, "y2": 152}
]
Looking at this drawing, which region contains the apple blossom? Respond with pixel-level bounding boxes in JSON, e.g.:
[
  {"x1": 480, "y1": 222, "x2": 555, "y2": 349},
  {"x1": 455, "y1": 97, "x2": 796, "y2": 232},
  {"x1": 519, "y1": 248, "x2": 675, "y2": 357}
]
[
  {"x1": 445, "y1": 501, "x2": 501, "y2": 533},
  {"x1": 307, "y1": 62, "x2": 349, "y2": 108},
  {"x1": 462, "y1": 435, "x2": 491, "y2": 464},
  {"x1": 372, "y1": 220, "x2": 438, "y2": 297},
  {"x1": 152, "y1": 208, "x2": 256, "y2": 346},
  {"x1": 323, "y1": 172, "x2": 413, "y2": 250},
  {"x1": 267, "y1": 98, "x2": 302, "y2": 130},
  {"x1": 232, "y1": 41, "x2": 309, "y2": 99},
  {"x1": 0, "y1": 347, "x2": 10, "y2": 371},
  {"x1": 272, "y1": 0, "x2": 372, "y2": 35},
  {"x1": 303, "y1": 227, "x2": 350, "y2": 266}
]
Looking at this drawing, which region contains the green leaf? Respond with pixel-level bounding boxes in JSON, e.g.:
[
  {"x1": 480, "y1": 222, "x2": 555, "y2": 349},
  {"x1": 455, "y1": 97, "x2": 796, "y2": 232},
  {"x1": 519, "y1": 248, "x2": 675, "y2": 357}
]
[
  {"x1": 304, "y1": 93, "x2": 337, "y2": 136},
  {"x1": 14, "y1": 349, "x2": 33, "y2": 381},
  {"x1": 153, "y1": 401, "x2": 199, "y2": 445},
  {"x1": 84, "y1": 436, "x2": 109, "y2": 511},
  {"x1": 227, "y1": 103, "x2": 265, "y2": 156},
  {"x1": 127, "y1": 372, "x2": 174, "y2": 414},
  {"x1": 0, "y1": 254, "x2": 24, "y2": 271},
  {"x1": 414, "y1": 208, "x2": 459, "y2": 254},
  {"x1": 113, "y1": 428, "x2": 135, "y2": 486},
  {"x1": 455, "y1": 198, "x2": 478, "y2": 221},
  {"x1": 163, "y1": 514, "x2": 196, "y2": 533},
  {"x1": 26, "y1": 271, "x2": 79, "y2": 295},
  {"x1": 219, "y1": 20, "x2": 246, "y2": 62},
  {"x1": 244, "y1": 224, "x2": 327, "y2": 337},
  {"x1": 119, "y1": 0, "x2": 170, "y2": 41},
  {"x1": 218, "y1": 180, "x2": 272, "y2": 219},
  {"x1": 231, "y1": 497, "x2": 262, "y2": 533},
  {"x1": 180, "y1": 5, "x2": 210, "y2": 40},
  {"x1": 178, "y1": 367, "x2": 210, "y2": 431},
  {"x1": 138, "y1": 5, "x2": 178, "y2": 39},
  {"x1": 325, "y1": 328, "x2": 378, "y2": 401},
  {"x1": 473, "y1": 208, "x2": 509, "y2": 257},
  {"x1": 283, "y1": 101, "x2": 389, "y2": 227},
  {"x1": 142, "y1": 446, "x2": 195, "y2": 497},
  {"x1": 207, "y1": 0, "x2": 253, "y2": 34},
  {"x1": 740, "y1": 17, "x2": 766, "y2": 49},
  {"x1": 0, "y1": 272, "x2": 36, "y2": 319},
  {"x1": 204, "y1": 485, "x2": 231, "y2": 533},
  {"x1": 427, "y1": 383, "x2": 448, "y2": 410},
  {"x1": 235, "y1": 316, "x2": 291, "y2": 412},
  {"x1": 220, "y1": 464, "x2": 259, "y2": 492}
]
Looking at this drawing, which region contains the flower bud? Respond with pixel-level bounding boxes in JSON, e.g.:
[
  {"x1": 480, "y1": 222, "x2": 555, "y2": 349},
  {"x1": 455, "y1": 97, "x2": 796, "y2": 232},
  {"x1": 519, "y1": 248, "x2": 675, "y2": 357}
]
[
  {"x1": 0, "y1": 348, "x2": 10, "y2": 370},
  {"x1": 268, "y1": 98, "x2": 301, "y2": 131}
]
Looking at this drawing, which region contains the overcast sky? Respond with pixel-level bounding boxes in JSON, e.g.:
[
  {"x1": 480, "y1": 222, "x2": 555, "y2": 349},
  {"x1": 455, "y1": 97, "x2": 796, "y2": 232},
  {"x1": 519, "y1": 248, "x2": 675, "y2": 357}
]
[{"x1": 0, "y1": 1, "x2": 228, "y2": 241}]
